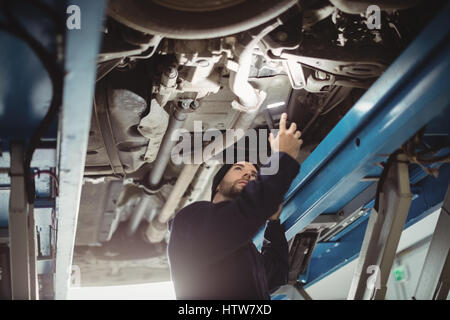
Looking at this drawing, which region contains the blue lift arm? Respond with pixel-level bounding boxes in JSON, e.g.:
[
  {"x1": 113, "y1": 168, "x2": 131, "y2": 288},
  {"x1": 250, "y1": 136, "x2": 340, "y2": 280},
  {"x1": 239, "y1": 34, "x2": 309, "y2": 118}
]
[
  {"x1": 0, "y1": 0, "x2": 105, "y2": 299},
  {"x1": 257, "y1": 3, "x2": 450, "y2": 290}
]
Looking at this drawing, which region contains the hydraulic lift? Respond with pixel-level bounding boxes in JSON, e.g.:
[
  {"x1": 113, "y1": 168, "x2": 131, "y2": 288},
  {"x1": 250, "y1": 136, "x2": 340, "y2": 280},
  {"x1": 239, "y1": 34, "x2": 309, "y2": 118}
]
[
  {"x1": 0, "y1": 0, "x2": 106, "y2": 299},
  {"x1": 264, "y1": 3, "x2": 450, "y2": 299},
  {"x1": 0, "y1": 1, "x2": 449, "y2": 300}
]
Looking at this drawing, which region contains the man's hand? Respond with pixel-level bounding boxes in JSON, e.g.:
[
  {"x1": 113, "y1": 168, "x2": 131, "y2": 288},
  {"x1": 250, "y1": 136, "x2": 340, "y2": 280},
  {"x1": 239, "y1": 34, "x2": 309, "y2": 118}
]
[
  {"x1": 269, "y1": 113, "x2": 303, "y2": 160},
  {"x1": 269, "y1": 204, "x2": 283, "y2": 221}
]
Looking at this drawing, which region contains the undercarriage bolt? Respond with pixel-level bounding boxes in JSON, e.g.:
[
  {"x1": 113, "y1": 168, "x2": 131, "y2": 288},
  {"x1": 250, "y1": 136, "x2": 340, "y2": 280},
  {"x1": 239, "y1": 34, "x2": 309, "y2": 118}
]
[
  {"x1": 315, "y1": 70, "x2": 328, "y2": 80},
  {"x1": 178, "y1": 99, "x2": 191, "y2": 110},
  {"x1": 178, "y1": 99, "x2": 199, "y2": 111},
  {"x1": 161, "y1": 67, "x2": 178, "y2": 87},
  {"x1": 190, "y1": 100, "x2": 200, "y2": 110}
]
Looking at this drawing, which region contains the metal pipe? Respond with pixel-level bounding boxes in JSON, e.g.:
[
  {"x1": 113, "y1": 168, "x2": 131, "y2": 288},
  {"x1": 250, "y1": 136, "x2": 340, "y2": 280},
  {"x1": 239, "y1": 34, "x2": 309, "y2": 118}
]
[
  {"x1": 147, "y1": 104, "x2": 189, "y2": 189},
  {"x1": 179, "y1": 162, "x2": 222, "y2": 208},
  {"x1": 145, "y1": 163, "x2": 201, "y2": 243},
  {"x1": 125, "y1": 101, "x2": 189, "y2": 237},
  {"x1": 229, "y1": 19, "x2": 282, "y2": 109},
  {"x1": 124, "y1": 102, "x2": 190, "y2": 236},
  {"x1": 126, "y1": 195, "x2": 152, "y2": 237}
]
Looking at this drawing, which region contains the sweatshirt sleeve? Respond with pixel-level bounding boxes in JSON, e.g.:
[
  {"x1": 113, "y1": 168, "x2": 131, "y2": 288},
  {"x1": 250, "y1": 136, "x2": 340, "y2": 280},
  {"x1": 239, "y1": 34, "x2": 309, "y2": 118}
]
[
  {"x1": 170, "y1": 152, "x2": 299, "y2": 266},
  {"x1": 261, "y1": 220, "x2": 289, "y2": 293}
]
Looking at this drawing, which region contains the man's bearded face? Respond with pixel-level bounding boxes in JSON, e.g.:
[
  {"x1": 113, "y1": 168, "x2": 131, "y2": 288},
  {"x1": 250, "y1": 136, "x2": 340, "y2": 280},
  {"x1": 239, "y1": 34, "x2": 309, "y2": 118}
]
[{"x1": 216, "y1": 162, "x2": 258, "y2": 199}]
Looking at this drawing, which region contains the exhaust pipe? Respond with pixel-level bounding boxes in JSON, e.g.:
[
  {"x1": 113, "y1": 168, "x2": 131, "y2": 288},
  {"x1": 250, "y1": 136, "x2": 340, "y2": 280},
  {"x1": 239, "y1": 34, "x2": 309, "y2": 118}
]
[
  {"x1": 146, "y1": 100, "x2": 196, "y2": 189},
  {"x1": 126, "y1": 99, "x2": 198, "y2": 237}
]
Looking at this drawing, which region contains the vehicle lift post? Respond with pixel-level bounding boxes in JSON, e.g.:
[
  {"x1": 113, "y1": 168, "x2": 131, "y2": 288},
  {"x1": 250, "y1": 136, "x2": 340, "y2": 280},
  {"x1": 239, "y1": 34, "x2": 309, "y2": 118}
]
[
  {"x1": 8, "y1": 142, "x2": 39, "y2": 300},
  {"x1": 413, "y1": 185, "x2": 450, "y2": 300},
  {"x1": 347, "y1": 153, "x2": 412, "y2": 300}
]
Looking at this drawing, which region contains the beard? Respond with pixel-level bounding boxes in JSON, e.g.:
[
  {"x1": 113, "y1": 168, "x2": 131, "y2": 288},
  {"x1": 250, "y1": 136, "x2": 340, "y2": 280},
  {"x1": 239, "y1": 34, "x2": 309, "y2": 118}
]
[{"x1": 218, "y1": 180, "x2": 246, "y2": 199}]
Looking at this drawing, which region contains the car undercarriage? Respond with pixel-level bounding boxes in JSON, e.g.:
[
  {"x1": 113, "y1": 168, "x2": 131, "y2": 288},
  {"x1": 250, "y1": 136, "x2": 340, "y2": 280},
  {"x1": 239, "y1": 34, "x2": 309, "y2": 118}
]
[{"x1": 68, "y1": 0, "x2": 445, "y2": 287}]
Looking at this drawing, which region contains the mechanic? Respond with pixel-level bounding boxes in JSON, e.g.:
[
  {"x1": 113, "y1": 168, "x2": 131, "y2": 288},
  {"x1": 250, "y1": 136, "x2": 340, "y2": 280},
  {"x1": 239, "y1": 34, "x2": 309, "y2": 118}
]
[{"x1": 168, "y1": 113, "x2": 302, "y2": 299}]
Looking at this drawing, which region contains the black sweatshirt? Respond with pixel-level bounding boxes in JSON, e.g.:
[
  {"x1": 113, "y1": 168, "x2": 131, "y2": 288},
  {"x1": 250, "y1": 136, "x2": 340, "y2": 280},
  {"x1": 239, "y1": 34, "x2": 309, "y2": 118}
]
[{"x1": 168, "y1": 152, "x2": 300, "y2": 300}]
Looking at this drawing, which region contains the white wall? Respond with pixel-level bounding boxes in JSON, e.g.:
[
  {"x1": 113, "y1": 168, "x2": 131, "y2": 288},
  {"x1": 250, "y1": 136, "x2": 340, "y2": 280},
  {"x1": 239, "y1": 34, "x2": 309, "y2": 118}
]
[{"x1": 305, "y1": 208, "x2": 443, "y2": 300}]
